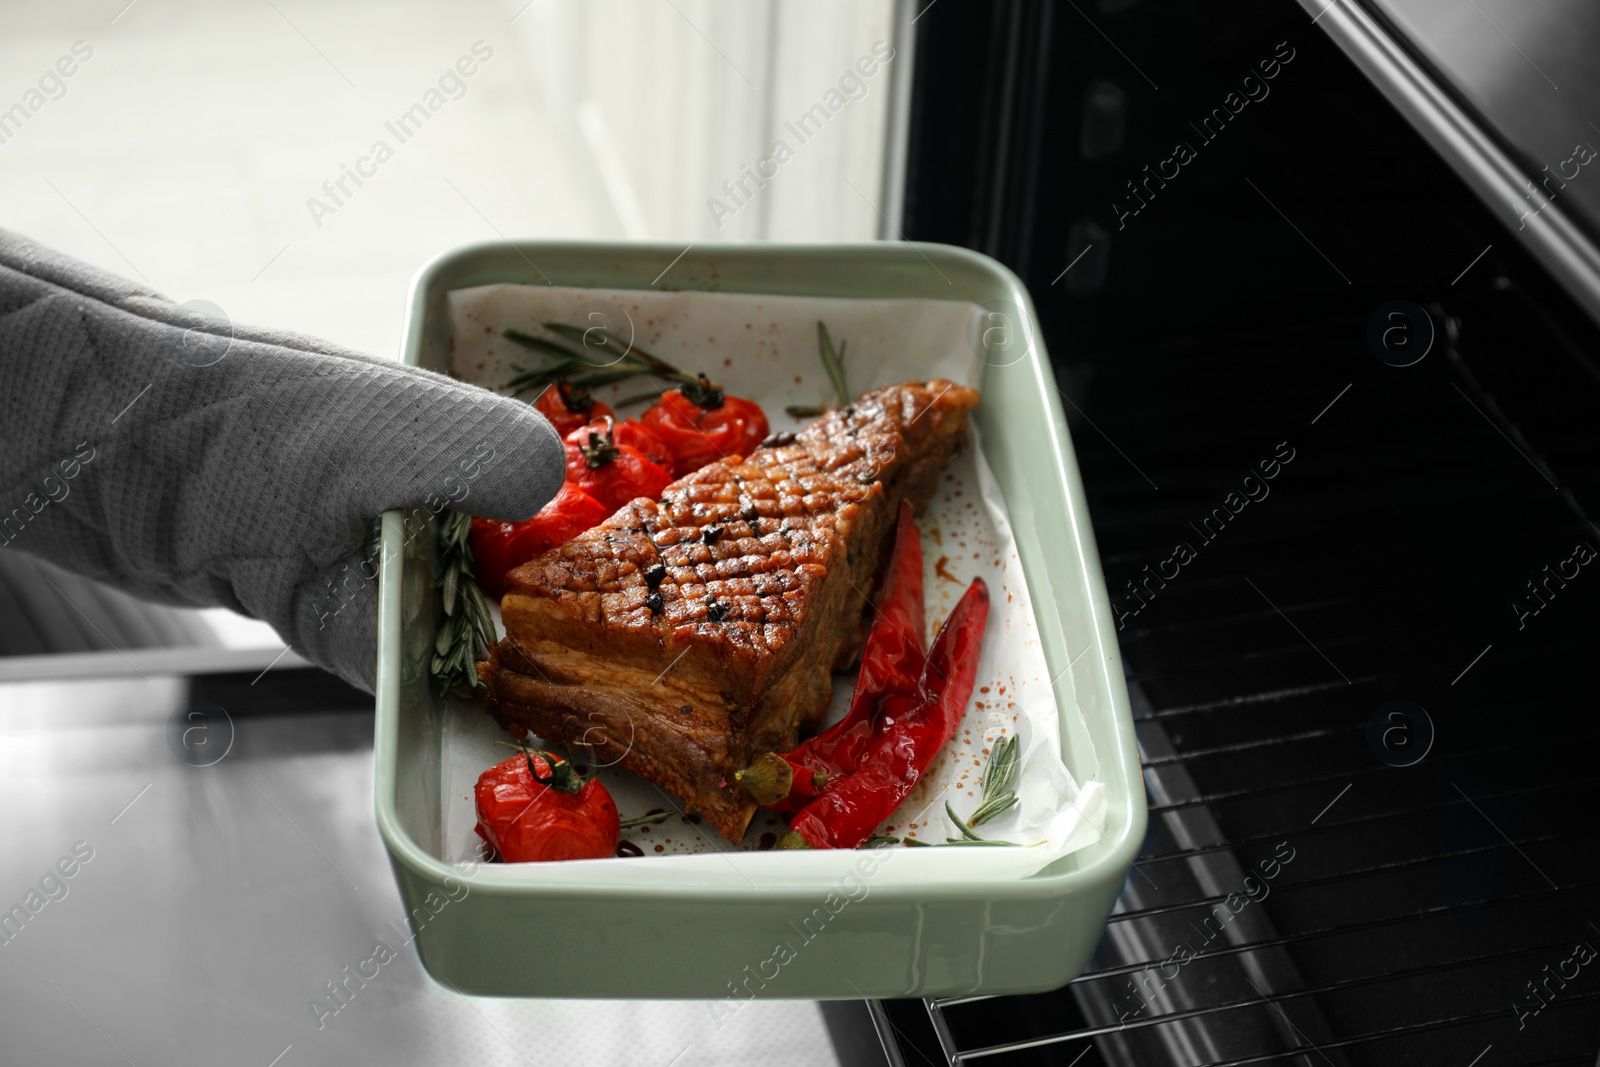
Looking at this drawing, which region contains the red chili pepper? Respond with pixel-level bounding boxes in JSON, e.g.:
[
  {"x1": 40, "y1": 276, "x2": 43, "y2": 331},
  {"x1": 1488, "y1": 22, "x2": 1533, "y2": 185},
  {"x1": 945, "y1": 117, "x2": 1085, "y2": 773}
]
[
  {"x1": 532, "y1": 382, "x2": 613, "y2": 438},
  {"x1": 470, "y1": 482, "x2": 611, "y2": 597},
  {"x1": 473, "y1": 749, "x2": 619, "y2": 862},
  {"x1": 563, "y1": 418, "x2": 674, "y2": 512},
  {"x1": 733, "y1": 751, "x2": 831, "y2": 807},
  {"x1": 801, "y1": 501, "x2": 925, "y2": 771},
  {"x1": 742, "y1": 501, "x2": 925, "y2": 811},
  {"x1": 640, "y1": 383, "x2": 770, "y2": 477},
  {"x1": 781, "y1": 577, "x2": 990, "y2": 850}
]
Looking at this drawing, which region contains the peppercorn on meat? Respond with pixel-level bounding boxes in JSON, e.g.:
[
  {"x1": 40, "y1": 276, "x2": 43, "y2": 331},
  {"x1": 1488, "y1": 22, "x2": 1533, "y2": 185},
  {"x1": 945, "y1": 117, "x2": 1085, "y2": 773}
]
[{"x1": 482, "y1": 380, "x2": 981, "y2": 842}]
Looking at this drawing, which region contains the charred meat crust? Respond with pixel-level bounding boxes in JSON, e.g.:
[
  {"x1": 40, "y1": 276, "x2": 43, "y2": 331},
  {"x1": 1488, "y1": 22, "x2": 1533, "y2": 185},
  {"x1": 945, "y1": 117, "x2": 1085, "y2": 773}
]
[{"x1": 485, "y1": 379, "x2": 980, "y2": 841}]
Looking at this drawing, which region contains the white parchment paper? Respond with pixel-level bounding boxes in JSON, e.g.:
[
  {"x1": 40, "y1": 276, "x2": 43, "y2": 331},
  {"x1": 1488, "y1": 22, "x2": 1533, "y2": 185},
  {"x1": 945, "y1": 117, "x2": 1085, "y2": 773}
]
[{"x1": 435, "y1": 284, "x2": 1106, "y2": 885}]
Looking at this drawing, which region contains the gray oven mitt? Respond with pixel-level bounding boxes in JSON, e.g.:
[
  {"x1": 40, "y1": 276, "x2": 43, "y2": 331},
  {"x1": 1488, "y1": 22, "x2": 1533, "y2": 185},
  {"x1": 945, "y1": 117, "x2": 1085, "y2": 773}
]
[{"x1": 0, "y1": 229, "x2": 564, "y2": 692}]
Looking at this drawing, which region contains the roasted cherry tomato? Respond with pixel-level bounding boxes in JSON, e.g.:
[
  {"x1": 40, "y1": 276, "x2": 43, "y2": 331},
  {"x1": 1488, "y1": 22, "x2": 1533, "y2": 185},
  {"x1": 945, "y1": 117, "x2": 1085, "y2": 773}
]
[
  {"x1": 473, "y1": 750, "x2": 619, "y2": 863},
  {"x1": 606, "y1": 417, "x2": 674, "y2": 471},
  {"x1": 563, "y1": 419, "x2": 674, "y2": 512},
  {"x1": 533, "y1": 383, "x2": 613, "y2": 438},
  {"x1": 469, "y1": 517, "x2": 525, "y2": 600},
  {"x1": 640, "y1": 383, "x2": 770, "y2": 477},
  {"x1": 470, "y1": 482, "x2": 611, "y2": 597}
]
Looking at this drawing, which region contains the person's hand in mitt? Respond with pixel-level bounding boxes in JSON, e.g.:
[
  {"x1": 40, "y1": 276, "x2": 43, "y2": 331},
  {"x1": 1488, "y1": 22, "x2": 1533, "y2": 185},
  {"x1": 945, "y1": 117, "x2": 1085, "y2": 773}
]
[{"x1": 0, "y1": 229, "x2": 564, "y2": 692}]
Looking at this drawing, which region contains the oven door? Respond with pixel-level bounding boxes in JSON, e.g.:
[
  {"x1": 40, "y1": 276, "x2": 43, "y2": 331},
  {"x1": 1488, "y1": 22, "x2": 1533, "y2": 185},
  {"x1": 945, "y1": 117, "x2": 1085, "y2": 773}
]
[{"x1": 847, "y1": 0, "x2": 1600, "y2": 1063}]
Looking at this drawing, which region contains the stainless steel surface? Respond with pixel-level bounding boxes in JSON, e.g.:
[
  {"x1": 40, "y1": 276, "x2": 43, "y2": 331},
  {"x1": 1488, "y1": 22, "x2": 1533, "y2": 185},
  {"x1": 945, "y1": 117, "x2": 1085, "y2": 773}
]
[
  {"x1": 0, "y1": 646, "x2": 310, "y2": 685},
  {"x1": 0, "y1": 670, "x2": 839, "y2": 1066},
  {"x1": 1299, "y1": 0, "x2": 1600, "y2": 326},
  {"x1": 0, "y1": 546, "x2": 302, "y2": 680},
  {"x1": 0, "y1": 549, "x2": 220, "y2": 657}
]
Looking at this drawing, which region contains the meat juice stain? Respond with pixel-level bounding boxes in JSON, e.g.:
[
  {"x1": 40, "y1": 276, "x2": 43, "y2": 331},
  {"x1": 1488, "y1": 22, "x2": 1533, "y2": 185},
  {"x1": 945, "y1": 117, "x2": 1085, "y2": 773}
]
[
  {"x1": 934, "y1": 555, "x2": 962, "y2": 585},
  {"x1": 758, "y1": 832, "x2": 777, "y2": 851}
]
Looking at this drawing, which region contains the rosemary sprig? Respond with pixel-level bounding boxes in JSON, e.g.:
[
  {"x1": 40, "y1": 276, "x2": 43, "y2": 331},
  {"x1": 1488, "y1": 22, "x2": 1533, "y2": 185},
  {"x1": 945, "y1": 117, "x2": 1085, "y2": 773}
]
[
  {"x1": 431, "y1": 510, "x2": 497, "y2": 696},
  {"x1": 905, "y1": 831, "x2": 1037, "y2": 849},
  {"x1": 619, "y1": 809, "x2": 676, "y2": 829},
  {"x1": 967, "y1": 734, "x2": 1021, "y2": 827},
  {"x1": 785, "y1": 320, "x2": 850, "y2": 418},
  {"x1": 502, "y1": 325, "x2": 705, "y2": 400},
  {"x1": 899, "y1": 833, "x2": 1023, "y2": 848},
  {"x1": 542, "y1": 322, "x2": 686, "y2": 379},
  {"x1": 893, "y1": 737, "x2": 1027, "y2": 847},
  {"x1": 946, "y1": 800, "x2": 986, "y2": 841},
  {"x1": 817, "y1": 320, "x2": 849, "y2": 406}
]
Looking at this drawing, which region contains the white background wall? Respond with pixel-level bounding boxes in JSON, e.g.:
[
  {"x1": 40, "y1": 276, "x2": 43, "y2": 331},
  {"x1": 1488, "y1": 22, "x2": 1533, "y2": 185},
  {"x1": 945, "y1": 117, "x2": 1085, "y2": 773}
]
[
  {"x1": 2, "y1": 0, "x2": 897, "y2": 361},
  {"x1": 514, "y1": 0, "x2": 897, "y2": 242}
]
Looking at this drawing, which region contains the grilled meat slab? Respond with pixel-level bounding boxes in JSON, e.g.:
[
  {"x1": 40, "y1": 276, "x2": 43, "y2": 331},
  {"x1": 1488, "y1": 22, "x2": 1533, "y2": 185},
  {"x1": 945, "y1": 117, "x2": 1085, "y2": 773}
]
[{"x1": 483, "y1": 380, "x2": 981, "y2": 841}]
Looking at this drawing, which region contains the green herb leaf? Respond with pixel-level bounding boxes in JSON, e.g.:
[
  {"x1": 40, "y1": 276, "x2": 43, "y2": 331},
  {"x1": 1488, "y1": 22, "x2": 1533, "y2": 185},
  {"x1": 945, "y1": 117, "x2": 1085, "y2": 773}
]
[
  {"x1": 920, "y1": 735, "x2": 1025, "y2": 848},
  {"x1": 504, "y1": 330, "x2": 594, "y2": 367},
  {"x1": 542, "y1": 321, "x2": 633, "y2": 364},
  {"x1": 440, "y1": 562, "x2": 459, "y2": 617},
  {"x1": 619, "y1": 810, "x2": 676, "y2": 829},
  {"x1": 968, "y1": 734, "x2": 1021, "y2": 828},
  {"x1": 431, "y1": 509, "x2": 497, "y2": 697},
  {"x1": 946, "y1": 800, "x2": 984, "y2": 841},
  {"x1": 502, "y1": 325, "x2": 699, "y2": 403},
  {"x1": 967, "y1": 792, "x2": 1021, "y2": 828},
  {"x1": 817, "y1": 321, "x2": 849, "y2": 407},
  {"x1": 541, "y1": 323, "x2": 693, "y2": 383},
  {"x1": 786, "y1": 321, "x2": 851, "y2": 417}
]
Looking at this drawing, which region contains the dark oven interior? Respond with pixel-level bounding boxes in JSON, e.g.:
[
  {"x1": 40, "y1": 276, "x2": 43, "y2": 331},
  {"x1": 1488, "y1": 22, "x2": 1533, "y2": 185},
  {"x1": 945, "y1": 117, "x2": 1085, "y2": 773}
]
[{"x1": 850, "y1": 0, "x2": 1600, "y2": 1063}]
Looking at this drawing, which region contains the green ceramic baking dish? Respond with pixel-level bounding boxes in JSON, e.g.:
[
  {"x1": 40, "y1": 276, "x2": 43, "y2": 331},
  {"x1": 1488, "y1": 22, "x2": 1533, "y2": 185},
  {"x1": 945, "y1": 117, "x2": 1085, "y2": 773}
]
[{"x1": 373, "y1": 240, "x2": 1144, "y2": 999}]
